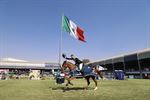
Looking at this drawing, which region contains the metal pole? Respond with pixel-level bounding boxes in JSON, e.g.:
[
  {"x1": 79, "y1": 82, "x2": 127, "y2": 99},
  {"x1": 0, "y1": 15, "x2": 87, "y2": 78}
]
[
  {"x1": 58, "y1": 14, "x2": 64, "y2": 67},
  {"x1": 112, "y1": 59, "x2": 115, "y2": 79},
  {"x1": 137, "y1": 53, "x2": 142, "y2": 79},
  {"x1": 123, "y1": 56, "x2": 126, "y2": 74}
]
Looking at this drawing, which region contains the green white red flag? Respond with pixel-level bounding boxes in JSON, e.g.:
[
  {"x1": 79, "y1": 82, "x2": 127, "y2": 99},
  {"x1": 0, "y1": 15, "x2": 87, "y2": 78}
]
[{"x1": 62, "y1": 16, "x2": 86, "y2": 42}]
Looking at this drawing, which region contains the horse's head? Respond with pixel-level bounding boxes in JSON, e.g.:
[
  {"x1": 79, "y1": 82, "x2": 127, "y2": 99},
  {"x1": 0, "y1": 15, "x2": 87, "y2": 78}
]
[
  {"x1": 61, "y1": 61, "x2": 76, "y2": 73},
  {"x1": 61, "y1": 61, "x2": 68, "y2": 73},
  {"x1": 62, "y1": 61, "x2": 67, "y2": 68}
]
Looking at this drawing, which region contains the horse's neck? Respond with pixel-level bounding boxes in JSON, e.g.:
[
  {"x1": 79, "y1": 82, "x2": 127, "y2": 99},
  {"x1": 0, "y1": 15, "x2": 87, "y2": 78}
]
[{"x1": 67, "y1": 62, "x2": 76, "y2": 70}]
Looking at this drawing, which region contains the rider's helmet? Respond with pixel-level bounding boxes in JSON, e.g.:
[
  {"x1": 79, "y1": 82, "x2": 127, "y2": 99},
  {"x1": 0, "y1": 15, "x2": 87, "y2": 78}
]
[{"x1": 71, "y1": 54, "x2": 76, "y2": 59}]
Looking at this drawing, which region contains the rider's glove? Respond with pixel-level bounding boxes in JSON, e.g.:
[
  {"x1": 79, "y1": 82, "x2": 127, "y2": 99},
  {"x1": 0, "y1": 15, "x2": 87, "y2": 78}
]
[{"x1": 62, "y1": 53, "x2": 66, "y2": 58}]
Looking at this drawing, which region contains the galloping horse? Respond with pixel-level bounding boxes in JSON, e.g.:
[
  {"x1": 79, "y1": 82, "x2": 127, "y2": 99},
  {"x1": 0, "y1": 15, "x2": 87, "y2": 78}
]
[{"x1": 61, "y1": 61, "x2": 103, "y2": 90}]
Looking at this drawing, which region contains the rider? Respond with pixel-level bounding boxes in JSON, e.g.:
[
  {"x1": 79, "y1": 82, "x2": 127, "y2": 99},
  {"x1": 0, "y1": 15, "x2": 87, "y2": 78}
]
[{"x1": 62, "y1": 54, "x2": 84, "y2": 72}]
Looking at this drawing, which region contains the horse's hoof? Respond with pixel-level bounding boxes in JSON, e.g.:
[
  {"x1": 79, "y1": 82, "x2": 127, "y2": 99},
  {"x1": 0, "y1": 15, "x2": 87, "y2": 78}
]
[
  {"x1": 94, "y1": 87, "x2": 98, "y2": 90},
  {"x1": 66, "y1": 84, "x2": 68, "y2": 86}
]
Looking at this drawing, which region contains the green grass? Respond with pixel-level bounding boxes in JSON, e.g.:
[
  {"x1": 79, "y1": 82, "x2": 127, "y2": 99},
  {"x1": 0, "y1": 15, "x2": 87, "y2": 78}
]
[{"x1": 0, "y1": 78, "x2": 150, "y2": 100}]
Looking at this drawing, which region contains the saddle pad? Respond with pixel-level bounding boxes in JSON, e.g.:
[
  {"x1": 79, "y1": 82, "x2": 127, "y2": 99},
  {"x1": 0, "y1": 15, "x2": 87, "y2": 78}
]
[{"x1": 82, "y1": 66, "x2": 95, "y2": 76}]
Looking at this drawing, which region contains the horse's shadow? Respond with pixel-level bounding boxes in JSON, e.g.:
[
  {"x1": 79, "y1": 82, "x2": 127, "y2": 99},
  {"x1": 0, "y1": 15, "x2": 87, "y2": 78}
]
[{"x1": 50, "y1": 86, "x2": 93, "y2": 92}]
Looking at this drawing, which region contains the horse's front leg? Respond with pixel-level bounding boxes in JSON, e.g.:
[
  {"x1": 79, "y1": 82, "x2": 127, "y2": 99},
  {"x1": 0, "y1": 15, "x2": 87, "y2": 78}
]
[
  {"x1": 64, "y1": 76, "x2": 70, "y2": 86},
  {"x1": 68, "y1": 76, "x2": 75, "y2": 85},
  {"x1": 65, "y1": 76, "x2": 74, "y2": 86}
]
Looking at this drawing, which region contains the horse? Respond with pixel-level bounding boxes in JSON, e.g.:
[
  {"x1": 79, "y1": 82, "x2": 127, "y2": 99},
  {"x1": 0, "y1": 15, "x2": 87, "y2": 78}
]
[{"x1": 61, "y1": 61, "x2": 103, "y2": 90}]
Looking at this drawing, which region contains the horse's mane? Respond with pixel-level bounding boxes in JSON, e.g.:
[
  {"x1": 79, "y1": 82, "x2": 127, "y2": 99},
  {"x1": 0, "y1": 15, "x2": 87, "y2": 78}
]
[{"x1": 62, "y1": 61, "x2": 76, "y2": 68}]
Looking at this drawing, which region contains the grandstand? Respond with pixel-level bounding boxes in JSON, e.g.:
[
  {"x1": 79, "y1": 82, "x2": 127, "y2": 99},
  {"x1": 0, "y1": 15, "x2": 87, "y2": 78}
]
[
  {"x1": 90, "y1": 48, "x2": 150, "y2": 79},
  {"x1": 0, "y1": 58, "x2": 60, "y2": 75}
]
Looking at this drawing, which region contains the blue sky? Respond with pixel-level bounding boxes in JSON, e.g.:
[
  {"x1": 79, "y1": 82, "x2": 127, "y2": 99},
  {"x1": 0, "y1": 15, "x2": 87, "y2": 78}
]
[{"x1": 0, "y1": 0, "x2": 150, "y2": 62}]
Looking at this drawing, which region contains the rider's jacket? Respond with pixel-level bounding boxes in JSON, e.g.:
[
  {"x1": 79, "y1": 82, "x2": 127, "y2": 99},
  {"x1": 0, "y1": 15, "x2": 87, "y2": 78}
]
[{"x1": 65, "y1": 57, "x2": 83, "y2": 66}]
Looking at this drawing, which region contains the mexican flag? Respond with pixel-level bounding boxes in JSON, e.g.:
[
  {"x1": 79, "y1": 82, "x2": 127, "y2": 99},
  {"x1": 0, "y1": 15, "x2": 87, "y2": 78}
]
[{"x1": 62, "y1": 16, "x2": 86, "y2": 42}]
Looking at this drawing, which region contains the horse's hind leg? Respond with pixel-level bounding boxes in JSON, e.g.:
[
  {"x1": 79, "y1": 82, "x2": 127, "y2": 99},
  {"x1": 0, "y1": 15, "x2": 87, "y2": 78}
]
[
  {"x1": 99, "y1": 72, "x2": 103, "y2": 79},
  {"x1": 85, "y1": 76, "x2": 90, "y2": 89},
  {"x1": 91, "y1": 76, "x2": 98, "y2": 90},
  {"x1": 97, "y1": 70, "x2": 103, "y2": 79}
]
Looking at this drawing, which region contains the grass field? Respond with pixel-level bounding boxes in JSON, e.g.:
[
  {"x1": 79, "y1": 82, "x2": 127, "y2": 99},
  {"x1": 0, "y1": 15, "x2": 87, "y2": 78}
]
[{"x1": 0, "y1": 78, "x2": 150, "y2": 100}]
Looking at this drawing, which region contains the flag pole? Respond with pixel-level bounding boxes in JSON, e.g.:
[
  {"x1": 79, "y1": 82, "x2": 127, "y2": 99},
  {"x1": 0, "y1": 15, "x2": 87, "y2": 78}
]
[{"x1": 58, "y1": 14, "x2": 64, "y2": 67}]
